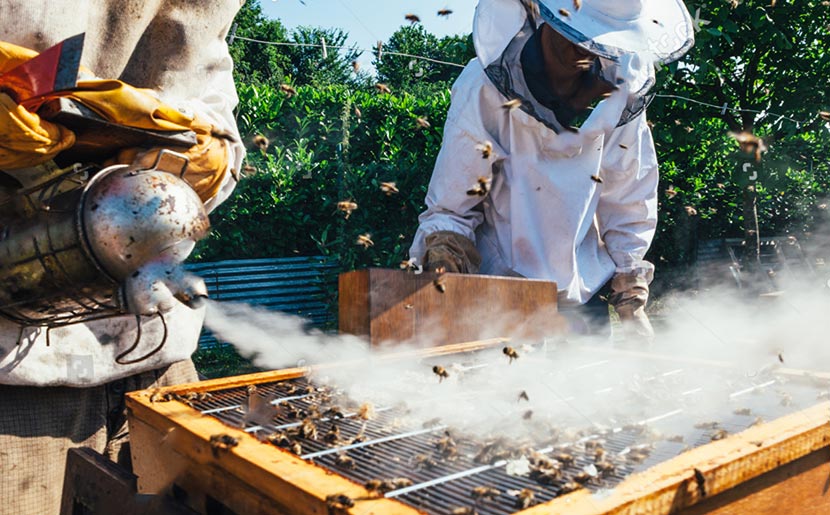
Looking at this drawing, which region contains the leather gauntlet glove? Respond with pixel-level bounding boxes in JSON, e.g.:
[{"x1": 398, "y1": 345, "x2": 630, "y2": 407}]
[{"x1": 423, "y1": 231, "x2": 482, "y2": 274}]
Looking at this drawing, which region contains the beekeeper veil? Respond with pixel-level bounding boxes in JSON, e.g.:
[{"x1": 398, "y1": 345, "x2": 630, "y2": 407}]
[{"x1": 473, "y1": 0, "x2": 694, "y2": 150}]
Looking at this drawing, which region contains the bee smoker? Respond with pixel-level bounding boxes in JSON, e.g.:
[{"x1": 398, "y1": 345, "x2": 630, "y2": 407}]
[{"x1": 0, "y1": 151, "x2": 210, "y2": 329}]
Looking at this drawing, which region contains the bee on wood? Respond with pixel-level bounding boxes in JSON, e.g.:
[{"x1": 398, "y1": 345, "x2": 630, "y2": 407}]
[
  {"x1": 433, "y1": 365, "x2": 450, "y2": 382},
  {"x1": 590, "y1": 175, "x2": 603, "y2": 184},
  {"x1": 356, "y1": 402, "x2": 375, "y2": 421},
  {"x1": 502, "y1": 98, "x2": 522, "y2": 110},
  {"x1": 326, "y1": 493, "x2": 354, "y2": 512},
  {"x1": 559, "y1": 482, "x2": 582, "y2": 494},
  {"x1": 356, "y1": 234, "x2": 374, "y2": 249},
  {"x1": 733, "y1": 407, "x2": 752, "y2": 416},
  {"x1": 554, "y1": 452, "x2": 575, "y2": 466},
  {"x1": 476, "y1": 141, "x2": 493, "y2": 159},
  {"x1": 380, "y1": 182, "x2": 399, "y2": 195},
  {"x1": 253, "y1": 134, "x2": 269, "y2": 152},
  {"x1": 375, "y1": 83, "x2": 391, "y2": 94},
  {"x1": 300, "y1": 419, "x2": 318, "y2": 440},
  {"x1": 518, "y1": 390, "x2": 530, "y2": 402},
  {"x1": 558, "y1": 8, "x2": 571, "y2": 17},
  {"x1": 336, "y1": 200, "x2": 358, "y2": 219},
  {"x1": 416, "y1": 117, "x2": 431, "y2": 129},
  {"x1": 405, "y1": 13, "x2": 421, "y2": 23},
  {"x1": 334, "y1": 453, "x2": 356, "y2": 469},
  {"x1": 437, "y1": 8, "x2": 453, "y2": 17},
  {"x1": 148, "y1": 390, "x2": 173, "y2": 403},
  {"x1": 279, "y1": 83, "x2": 297, "y2": 97},
  {"x1": 400, "y1": 258, "x2": 419, "y2": 271},
  {"x1": 209, "y1": 434, "x2": 239, "y2": 458},
  {"x1": 711, "y1": 429, "x2": 728, "y2": 441},
  {"x1": 471, "y1": 486, "x2": 500, "y2": 501},
  {"x1": 433, "y1": 277, "x2": 447, "y2": 293},
  {"x1": 451, "y1": 509, "x2": 477, "y2": 515},
  {"x1": 365, "y1": 479, "x2": 383, "y2": 495},
  {"x1": 466, "y1": 176, "x2": 491, "y2": 196}
]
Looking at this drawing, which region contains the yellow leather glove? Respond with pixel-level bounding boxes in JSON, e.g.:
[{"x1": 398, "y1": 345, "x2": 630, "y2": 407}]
[
  {"x1": 423, "y1": 231, "x2": 482, "y2": 273},
  {"x1": 0, "y1": 92, "x2": 75, "y2": 169},
  {"x1": 609, "y1": 270, "x2": 655, "y2": 344}
]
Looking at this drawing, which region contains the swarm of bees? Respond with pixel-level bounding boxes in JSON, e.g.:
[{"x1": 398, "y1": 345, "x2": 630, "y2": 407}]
[
  {"x1": 336, "y1": 200, "x2": 358, "y2": 219},
  {"x1": 356, "y1": 234, "x2": 374, "y2": 249},
  {"x1": 466, "y1": 176, "x2": 491, "y2": 196}
]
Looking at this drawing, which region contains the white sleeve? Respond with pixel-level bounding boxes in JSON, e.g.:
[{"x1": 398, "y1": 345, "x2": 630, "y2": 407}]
[
  {"x1": 409, "y1": 66, "x2": 504, "y2": 261},
  {"x1": 597, "y1": 113, "x2": 659, "y2": 273}
]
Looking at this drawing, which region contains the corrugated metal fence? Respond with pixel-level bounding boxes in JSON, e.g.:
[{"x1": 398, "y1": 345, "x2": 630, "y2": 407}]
[{"x1": 185, "y1": 256, "x2": 339, "y2": 350}]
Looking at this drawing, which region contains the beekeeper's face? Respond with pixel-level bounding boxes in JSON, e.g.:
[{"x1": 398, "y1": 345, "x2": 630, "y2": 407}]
[{"x1": 541, "y1": 23, "x2": 599, "y2": 75}]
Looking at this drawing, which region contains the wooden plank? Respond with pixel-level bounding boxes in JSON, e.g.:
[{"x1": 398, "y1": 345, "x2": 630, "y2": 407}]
[
  {"x1": 127, "y1": 387, "x2": 426, "y2": 515},
  {"x1": 516, "y1": 401, "x2": 830, "y2": 515},
  {"x1": 678, "y1": 447, "x2": 830, "y2": 515},
  {"x1": 338, "y1": 269, "x2": 560, "y2": 346}
]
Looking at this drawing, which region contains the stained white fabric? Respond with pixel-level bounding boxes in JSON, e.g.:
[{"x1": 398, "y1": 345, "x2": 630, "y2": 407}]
[
  {"x1": 409, "y1": 60, "x2": 659, "y2": 306},
  {"x1": 0, "y1": 0, "x2": 244, "y2": 386}
]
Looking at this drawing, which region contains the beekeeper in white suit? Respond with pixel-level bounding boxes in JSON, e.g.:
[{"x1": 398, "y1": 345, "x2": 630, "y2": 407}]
[{"x1": 410, "y1": 0, "x2": 694, "y2": 341}]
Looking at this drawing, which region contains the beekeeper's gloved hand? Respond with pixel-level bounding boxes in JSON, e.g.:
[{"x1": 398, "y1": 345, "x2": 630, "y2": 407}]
[
  {"x1": 609, "y1": 268, "x2": 655, "y2": 345},
  {"x1": 423, "y1": 231, "x2": 482, "y2": 273}
]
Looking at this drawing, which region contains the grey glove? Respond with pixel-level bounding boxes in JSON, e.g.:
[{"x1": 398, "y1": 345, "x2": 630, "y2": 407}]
[
  {"x1": 608, "y1": 269, "x2": 655, "y2": 344},
  {"x1": 423, "y1": 231, "x2": 482, "y2": 273}
]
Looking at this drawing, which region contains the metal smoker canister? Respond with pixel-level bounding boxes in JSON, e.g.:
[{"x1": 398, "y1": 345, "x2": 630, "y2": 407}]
[{"x1": 0, "y1": 159, "x2": 210, "y2": 327}]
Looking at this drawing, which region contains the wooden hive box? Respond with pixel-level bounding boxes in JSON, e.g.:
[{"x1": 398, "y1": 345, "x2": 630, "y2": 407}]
[
  {"x1": 338, "y1": 269, "x2": 561, "y2": 346},
  {"x1": 126, "y1": 340, "x2": 830, "y2": 515}
]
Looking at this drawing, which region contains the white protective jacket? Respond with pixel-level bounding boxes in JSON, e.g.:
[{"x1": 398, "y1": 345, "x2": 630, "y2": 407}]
[
  {"x1": 0, "y1": 0, "x2": 244, "y2": 386},
  {"x1": 409, "y1": 55, "x2": 659, "y2": 307}
]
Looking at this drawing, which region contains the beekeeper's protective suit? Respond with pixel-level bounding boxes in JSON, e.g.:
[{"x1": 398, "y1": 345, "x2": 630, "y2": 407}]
[
  {"x1": 0, "y1": 2, "x2": 244, "y2": 513},
  {"x1": 410, "y1": 0, "x2": 694, "y2": 339}
]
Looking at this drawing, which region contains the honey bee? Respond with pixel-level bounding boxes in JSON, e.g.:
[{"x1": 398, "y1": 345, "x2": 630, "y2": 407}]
[
  {"x1": 380, "y1": 182, "x2": 399, "y2": 195},
  {"x1": 242, "y1": 163, "x2": 256, "y2": 174},
  {"x1": 466, "y1": 176, "x2": 491, "y2": 197},
  {"x1": 518, "y1": 390, "x2": 530, "y2": 402},
  {"x1": 618, "y1": 143, "x2": 629, "y2": 149},
  {"x1": 583, "y1": 439, "x2": 603, "y2": 452},
  {"x1": 512, "y1": 488, "x2": 535, "y2": 509},
  {"x1": 209, "y1": 434, "x2": 239, "y2": 457},
  {"x1": 336, "y1": 200, "x2": 358, "y2": 219},
  {"x1": 502, "y1": 98, "x2": 522, "y2": 110},
  {"x1": 451, "y1": 509, "x2": 477, "y2": 515},
  {"x1": 400, "y1": 258, "x2": 419, "y2": 271},
  {"x1": 733, "y1": 407, "x2": 752, "y2": 416},
  {"x1": 595, "y1": 460, "x2": 615, "y2": 475},
  {"x1": 435, "y1": 433, "x2": 456, "y2": 452},
  {"x1": 422, "y1": 417, "x2": 441, "y2": 428},
  {"x1": 356, "y1": 402, "x2": 375, "y2": 420},
  {"x1": 405, "y1": 13, "x2": 421, "y2": 23},
  {"x1": 471, "y1": 486, "x2": 500, "y2": 500},
  {"x1": 375, "y1": 83, "x2": 391, "y2": 94},
  {"x1": 572, "y1": 471, "x2": 592, "y2": 484},
  {"x1": 558, "y1": 8, "x2": 571, "y2": 17},
  {"x1": 324, "y1": 425, "x2": 341, "y2": 444},
  {"x1": 532, "y1": 468, "x2": 561, "y2": 485},
  {"x1": 573, "y1": 0, "x2": 582, "y2": 10},
  {"x1": 750, "y1": 416, "x2": 765, "y2": 427},
  {"x1": 502, "y1": 346, "x2": 519, "y2": 363},
  {"x1": 323, "y1": 406, "x2": 345, "y2": 420},
  {"x1": 728, "y1": 131, "x2": 767, "y2": 163},
  {"x1": 300, "y1": 419, "x2": 318, "y2": 440},
  {"x1": 416, "y1": 117, "x2": 431, "y2": 129},
  {"x1": 667, "y1": 434, "x2": 685, "y2": 443},
  {"x1": 325, "y1": 493, "x2": 354, "y2": 511},
  {"x1": 351, "y1": 60, "x2": 360, "y2": 73},
  {"x1": 665, "y1": 185, "x2": 677, "y2": 198},
  {"x1": 780, "y1": 393, "x2": 793, "y2": 406},
  {"x1": 821, "y1": 111, "x2": 830, "y2": 121},
  {"x1": 475, "y1": 141, "x2": 493, "y2": 159},
  {"x1": 279, "y1": 83, "x2": 297, "y2": 97},
  {"x1": 694, "y1": 421, "x2": 719, "y2": 430},
  {"x1": 148, "y1": 390, "x2": 173, "y2": 403},
  {"x1": 711, "y1": 429, "x2": 728, "y2": 441},
  {"x1": 356, "y1": 234, "x2": 374, "y2": 249},
  {"x1": 685, "y1": 206, "x2": 698, "y2": 216},
  {"x1": 334, "y1": 453, "x2": 356, "y2": 469},
  {"x1": 437, "y1": 8, "x2": 453, "y2": 17},
  {"x1": 354, "y1": 106, "x2": 362, "y2": 119},
  {"x1": 575, "y1": 58, "x2": 594, "y2": 71},
  {"x1": 590, "y1": 175, "x2": 603, "y2": 184},
  {"x1": 433, "y1": 365, "x2": 450, "y2": 382},
  {"x1": 390, "y1": 478, "x2": 413, "y2": 489},
  {"x1": 559, "y1": 481, "x2": 582, "y2": 494},
  {"x1": 522, "y1": 410, "x2": 533, "y2": 420},
  {"x1": 291, "y1": 441, "x2": 303, "y2": 455},
  {"x1": 554, "y1": 452, "x2": 575, "y2": 466},
  {"x1": 253, "y1": 134, "x2": 269, "y2": 152},
  {"x1": 433, "y1": 277, "x2": 447, "y2": 293}
]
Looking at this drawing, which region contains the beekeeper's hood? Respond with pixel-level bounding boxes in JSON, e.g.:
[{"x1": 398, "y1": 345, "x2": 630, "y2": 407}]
[{"x1": 472, "y1": 0, "x2": 694, "y2": 139}]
